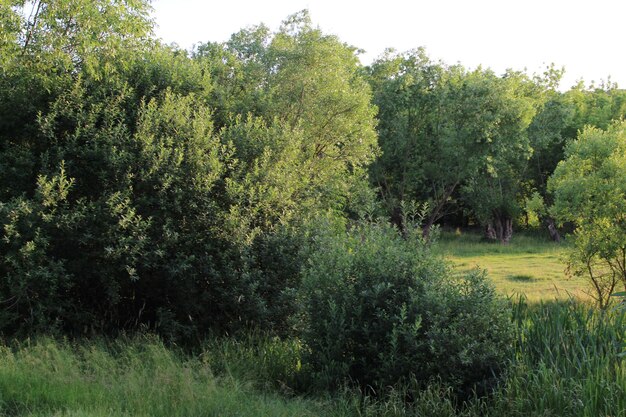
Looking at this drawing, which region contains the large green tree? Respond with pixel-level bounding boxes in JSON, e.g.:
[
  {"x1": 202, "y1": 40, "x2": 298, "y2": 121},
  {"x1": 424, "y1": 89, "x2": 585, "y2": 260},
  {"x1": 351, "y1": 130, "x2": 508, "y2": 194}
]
[{"x1": 196, "y1": 11, "x2": 379, "y2": 226}]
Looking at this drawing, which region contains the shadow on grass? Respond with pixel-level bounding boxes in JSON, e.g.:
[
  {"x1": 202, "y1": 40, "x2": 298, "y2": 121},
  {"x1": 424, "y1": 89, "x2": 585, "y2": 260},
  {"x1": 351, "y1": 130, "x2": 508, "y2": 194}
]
[{"x1": 506, "y1": 274, "x2": 538, "y2": 282}]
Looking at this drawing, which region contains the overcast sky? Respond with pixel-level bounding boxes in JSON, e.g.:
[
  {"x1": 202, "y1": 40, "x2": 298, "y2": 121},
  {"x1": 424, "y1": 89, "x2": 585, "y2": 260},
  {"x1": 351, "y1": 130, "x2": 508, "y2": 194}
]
[{"x1": 151, "y1": 0, "x2": 625, "y2": 90}]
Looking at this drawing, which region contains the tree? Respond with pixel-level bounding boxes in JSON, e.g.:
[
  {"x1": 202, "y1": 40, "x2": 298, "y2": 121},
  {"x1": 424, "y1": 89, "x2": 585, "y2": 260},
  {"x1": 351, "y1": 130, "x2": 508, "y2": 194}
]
[
  {"x1": 548, "y1": 121, "x2": 626, "y2": 307},
  {"x1": 0, "y1": 7, "x2": 380, "y2": 338},
  {"x1": 369, "y1": 51, "x2": 536, "y2": 241},
  {"x1": 367, "y1": 49, "x2": 444, "y2": 230},
  {"x1": 196, "y1": 10, "x2": 379, "y2": 223},
  {"x1": 0, "y1": 0, "x2": 155, "y2": 201},
  {"x1": 452, "y1": 69, "x2": 537, "y2": 243},
  {"x1": 526, "y1": 91, "x2": 574, "y2": 241},
  {"x1": 525, "y1": 80, "x2": 626, "y2": 241}
]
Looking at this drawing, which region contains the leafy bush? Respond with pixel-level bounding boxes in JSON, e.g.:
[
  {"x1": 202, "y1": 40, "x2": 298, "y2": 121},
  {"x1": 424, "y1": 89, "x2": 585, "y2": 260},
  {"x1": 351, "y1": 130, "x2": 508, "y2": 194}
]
[
  {"x1": 298, "y1": 219, "x2": 514, "y2": 397},
  {"x1": 0, "y1": 7, "x2": 379, "y2": 340},
  {"x1": 549, "y1": 121, "x2": 626, "y2": 307}
]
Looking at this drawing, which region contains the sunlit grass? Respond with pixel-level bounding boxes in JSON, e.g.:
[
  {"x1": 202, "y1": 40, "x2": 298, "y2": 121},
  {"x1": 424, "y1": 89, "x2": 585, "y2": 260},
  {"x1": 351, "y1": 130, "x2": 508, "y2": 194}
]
[
  {"x1": 0, "y1": 336, "x2": 326, "y2": 417},
  {"x1": 434, "y1": 230, "x2": 589, "y2": 302}
]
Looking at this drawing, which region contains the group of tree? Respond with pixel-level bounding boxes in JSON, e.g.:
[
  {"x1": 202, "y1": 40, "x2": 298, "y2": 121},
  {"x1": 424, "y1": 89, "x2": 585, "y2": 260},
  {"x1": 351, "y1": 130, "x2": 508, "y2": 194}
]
[
  {"x1": 368, "y1": 49, "x2": 626, "y2": 243},
  {"x1": 1, "y1": 0, "x2": 625, "y2": 398}
]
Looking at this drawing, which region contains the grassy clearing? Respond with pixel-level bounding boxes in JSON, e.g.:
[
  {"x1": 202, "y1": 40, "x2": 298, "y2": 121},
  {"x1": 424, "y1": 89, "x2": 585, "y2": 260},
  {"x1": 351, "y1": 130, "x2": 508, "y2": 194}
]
[{"x1": 434, "y1": 230, "x2": 589, "y2": 302}]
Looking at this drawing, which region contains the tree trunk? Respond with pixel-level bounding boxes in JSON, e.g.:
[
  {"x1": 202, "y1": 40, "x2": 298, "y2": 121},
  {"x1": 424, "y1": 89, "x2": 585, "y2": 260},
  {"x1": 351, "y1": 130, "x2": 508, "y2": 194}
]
[
  {"x1": 390, "y1": 206, "x2": 405, "y2": 237},
  {"x1": 502, "y1": 218, "x2": 513, "y2": 244},
  {"x1": 422, "y1": 217, "x2": 435, "y2": 240},
  {"x1": 484, "y1": 222, "x2": 497, "y2": 241},
  {"x1": 545, "y1": 217, "x2": 561, "y2": 243},
  {"x1": 489, "y1": 215, "x2": 513, "y2": 244},
  {"x1": 494, "y1": 219, "x2": 504, "y2": 243}
]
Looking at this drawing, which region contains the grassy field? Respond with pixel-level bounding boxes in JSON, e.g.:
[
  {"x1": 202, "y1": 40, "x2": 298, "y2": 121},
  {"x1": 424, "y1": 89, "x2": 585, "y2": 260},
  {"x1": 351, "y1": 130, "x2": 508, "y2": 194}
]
[
  {"x1": 0, "y1": 337, "x2": 327, "y2": 417},
  {"x1": 434, "y1": 230, "x2": 589, "y2": 302}
]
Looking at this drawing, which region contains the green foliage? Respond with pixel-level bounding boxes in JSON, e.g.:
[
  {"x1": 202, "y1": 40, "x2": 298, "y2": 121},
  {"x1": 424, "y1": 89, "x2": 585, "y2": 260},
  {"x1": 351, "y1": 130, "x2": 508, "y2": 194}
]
[
  {"x1": 368, "y1": 51, "x2": 537, "y2": 240},
  {"x1": 524, "y1": 81, "x2": 626, "y2": 241},
  {"x1": 0, "y1": 336, "x2": 326, "y2": 417},
  {"x1": 0, "y1": 0, "x2": 153, "y2": 139},
  {"x1": 0, "y1": 82, "x2": 235, "y2": 337},
  {"x1": 490, "y1": 299, "x2": 626, "y2": 416},
  {"x1": 298, "y1": 219, "x2": 514, "y2": 397},
  {"x1": 0, "y1": 170, "x2": 74, "y2": 333},
  {"x1": 523, "y1": 191, "x2": 546, "y2": 228},
  {"x1": 196, "y1": 11, "x2": 379, "y2": 218},
  {"x1": 526, "y1": 91, "x2": 575, "y2": 198},
  {"x1": 0, "y1": 6, "x2": 379, "y2": 339},
  {"x1": 549, "y1": 121, "x2": 626, "y2": 307}
]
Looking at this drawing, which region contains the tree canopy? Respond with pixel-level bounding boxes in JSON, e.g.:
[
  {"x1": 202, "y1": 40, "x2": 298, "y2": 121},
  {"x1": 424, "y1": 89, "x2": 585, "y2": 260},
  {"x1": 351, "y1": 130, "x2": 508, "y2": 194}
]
[{"x1": 549, "y1": 121, "x2": 626, "y2": 306}]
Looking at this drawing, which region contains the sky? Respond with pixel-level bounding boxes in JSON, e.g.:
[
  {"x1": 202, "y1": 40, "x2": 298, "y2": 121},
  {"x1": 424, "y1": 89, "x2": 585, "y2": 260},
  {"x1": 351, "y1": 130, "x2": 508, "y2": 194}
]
[{"x1": 151, "y1": 0, "x2": 626, "y2": 90}]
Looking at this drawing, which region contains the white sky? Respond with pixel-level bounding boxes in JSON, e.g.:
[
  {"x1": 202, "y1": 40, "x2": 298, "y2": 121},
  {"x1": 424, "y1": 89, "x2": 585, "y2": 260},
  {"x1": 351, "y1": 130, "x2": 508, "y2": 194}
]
[{"x1": 151, "y1": 0, "x2": 626, "y2": 90}]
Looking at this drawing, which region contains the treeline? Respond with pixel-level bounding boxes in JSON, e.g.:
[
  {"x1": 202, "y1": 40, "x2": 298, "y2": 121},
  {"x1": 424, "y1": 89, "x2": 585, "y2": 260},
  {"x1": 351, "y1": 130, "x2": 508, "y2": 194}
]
[
  {"x1": 369, "y1": 50, "x2": 626, "y2": 242},
  {"x1": 0, "y1": 0, "x2": 625, "y2": 398}
]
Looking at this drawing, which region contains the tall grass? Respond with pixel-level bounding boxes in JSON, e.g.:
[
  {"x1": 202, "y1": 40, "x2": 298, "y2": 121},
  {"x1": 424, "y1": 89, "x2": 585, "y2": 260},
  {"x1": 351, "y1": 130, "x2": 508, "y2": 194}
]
[
  {"x1": 0, "y1": 300, "x2": 624, "y2": 416},
  {"x1": 0, "y1": 336, "x2": 325, "y2": 417},
  {"x1": 491, "y1": 299, "x2": 626, "y2": 416}
]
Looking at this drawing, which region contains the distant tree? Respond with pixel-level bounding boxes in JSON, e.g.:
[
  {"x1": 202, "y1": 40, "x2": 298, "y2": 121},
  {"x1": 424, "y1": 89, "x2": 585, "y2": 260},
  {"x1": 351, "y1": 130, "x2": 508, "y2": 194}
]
[
  {"x1": 368, "y1": 51, "x2": 536, "y2": 241},
  {"x1": 526, "y1": 78, "x2": 626, "y2": 241},
  {"x1": 455, "y1": 69, "x2": 537, "y2": 243},
  {"x1": 526, "y1": 91, "x2": 573, "y2": 241},
  {"x1": 367, "y1": 49, "x2": 444, "y2": 230}
]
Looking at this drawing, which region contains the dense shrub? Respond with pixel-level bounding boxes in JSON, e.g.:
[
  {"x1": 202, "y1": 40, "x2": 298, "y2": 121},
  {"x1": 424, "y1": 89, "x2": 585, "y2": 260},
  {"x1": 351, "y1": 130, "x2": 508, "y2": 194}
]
[
  {"x1": 298, "y1": 219, "x2": 514, "y2": 397},
  {"x1": 0, "y1": 6, "x2": 379, "y2": 340}
]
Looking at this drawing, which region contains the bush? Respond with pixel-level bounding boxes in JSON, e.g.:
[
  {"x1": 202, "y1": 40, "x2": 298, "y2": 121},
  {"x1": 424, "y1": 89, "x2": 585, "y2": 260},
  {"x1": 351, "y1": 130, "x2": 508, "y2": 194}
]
[{"x1": 298, "y1": 219, "x2": 514, "y2": 398}]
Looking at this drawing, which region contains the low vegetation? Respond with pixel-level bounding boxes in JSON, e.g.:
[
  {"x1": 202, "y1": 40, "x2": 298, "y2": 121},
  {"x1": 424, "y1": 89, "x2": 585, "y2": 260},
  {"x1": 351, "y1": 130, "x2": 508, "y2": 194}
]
[
  {"x1": 0, "y1": 300, "x2": 624, "y2": 417},
  {"x1": 299, "y1": 220, "x2": 513, "y2": 397}
]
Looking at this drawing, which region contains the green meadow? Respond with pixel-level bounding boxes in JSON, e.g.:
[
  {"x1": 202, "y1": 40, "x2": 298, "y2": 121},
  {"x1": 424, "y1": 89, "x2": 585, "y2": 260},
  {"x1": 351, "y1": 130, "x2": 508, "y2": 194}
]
[{"x1": 435, "y1": 231, "x2": 589, "y2": 302}]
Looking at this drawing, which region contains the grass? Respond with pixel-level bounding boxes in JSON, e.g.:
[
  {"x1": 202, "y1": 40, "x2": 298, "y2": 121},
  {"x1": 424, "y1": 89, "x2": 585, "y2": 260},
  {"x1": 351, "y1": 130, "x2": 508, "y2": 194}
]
[
  {"x1": 0, "y1": 301, "x2": 624, "y2": 417},
  {"x1": 0, "y1": 336, "x2": 328, "y2": 417},
  {"x1": 434, "y1": 230, "x2": 589, "y2": 302},
  {"x1": 0, "y1": 335, "x2": 476, "y2": 417},
  {"x1": 495, "y1": 299, "x2": 626, "y2": 416}
]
